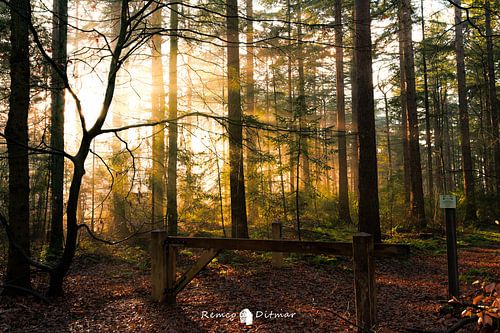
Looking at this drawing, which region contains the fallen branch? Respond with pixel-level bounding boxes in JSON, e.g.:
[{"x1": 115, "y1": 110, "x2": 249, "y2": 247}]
[{"x1": 0, "y1": 284, "x2": 50, "y2": 303}]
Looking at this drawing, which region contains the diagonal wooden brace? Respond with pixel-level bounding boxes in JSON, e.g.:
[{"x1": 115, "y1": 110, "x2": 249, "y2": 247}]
[{"x1": 172, "y1": 248, "x2": 220, "y2": 295}]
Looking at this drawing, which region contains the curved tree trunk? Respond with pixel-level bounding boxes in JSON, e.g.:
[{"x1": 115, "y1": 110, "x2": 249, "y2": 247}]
[{"x1": 48, "y1": 0, "x2": 129, "y2": 296}]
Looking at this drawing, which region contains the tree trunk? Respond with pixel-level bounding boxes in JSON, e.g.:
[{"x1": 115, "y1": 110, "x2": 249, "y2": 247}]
[
  {"x1": 350, "y1": 37, "x2": 359, "y2": 199},
  {"x1": 245, "y1": 0, "x2": 259, "y2": 224},
  {"x1": 287, "y1": 0, "x2": 295, "y2": 195},
  {"x1": 354, "y1": 0, "x2": 381, "y2": 243},
  {"x1": 49, "y1": 0, "x2": 129, "y2": 296},
  {"x1": 334, "y1": 0, "x2": 351, "y2": 224},
  {"x1": 454, "y1": 1, "x2": 476, "y2": 222},
  {"x1": 398, "y1": 12, "x2": 411, "y2": 207},
  {"x1": 166, "y1": 1, "x2": 179, "y2": 235},
  {"x1": 272, "y1": 61, "x2": 288, "y2": 223},
  {"x1": 110, "y1": 0, "x2": 128, "y2": 236},
  {"x1": 227, "y1": 0, "x2": 249, "y2": 238},
  {"x1": 3, "y1": 0, "x2": 32, "y2": 295},
  {"x1": 151, "y1": 2, "x2": 166, "y2": 230},
  {"x1": 421, "y1": 0, "x2": 434, "y2": 208},
  {"x1": 484, "y1": 0, "x2": 500, "y2": 194},
  {"x1": 401, "y1": 0, "x2": 426, "y2": 229},
  {"x1": 297, "y1": 0, "x2": 310, "y2": 194},
  {"x1": 48, "y1": 0, "x2": 68, "y2": 258}
]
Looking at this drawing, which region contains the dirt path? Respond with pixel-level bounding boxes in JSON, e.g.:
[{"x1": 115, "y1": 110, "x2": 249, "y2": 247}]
[{"x1": 1, "y1": 246, "x2": 498, "y2": 332}]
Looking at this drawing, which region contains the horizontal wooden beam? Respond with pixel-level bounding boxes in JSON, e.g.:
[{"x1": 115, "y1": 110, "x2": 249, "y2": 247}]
[{"x1": 164, "y1": 237, "x2": 409, "y2": 257}]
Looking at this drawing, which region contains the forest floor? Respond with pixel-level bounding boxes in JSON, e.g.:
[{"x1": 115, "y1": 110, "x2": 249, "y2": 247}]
[{"x1": 0, "y1": 227, "x2": 499, "y2": 333}]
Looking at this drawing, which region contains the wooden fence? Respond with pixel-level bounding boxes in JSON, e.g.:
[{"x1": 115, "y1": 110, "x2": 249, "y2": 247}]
[{"x1": 151, "y1": 229, "x2": 409, "y2": 331}]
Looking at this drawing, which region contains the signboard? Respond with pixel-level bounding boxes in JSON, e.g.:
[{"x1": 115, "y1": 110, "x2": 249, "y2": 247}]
[{"x1": 440, "y1": 195, "x2": 456, "y2": 209}]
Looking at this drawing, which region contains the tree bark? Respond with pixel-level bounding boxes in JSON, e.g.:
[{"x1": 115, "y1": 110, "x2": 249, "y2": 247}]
[
  {"x1": 297, "y1": 0, "x2": 310, "y2": 194},
  {"x1": 334, "y1": 0, "x2": 351, "y2": 224},
  {"x1": 227, "y1": 0, "x2": 249, "y2": 238},
  {"x1": 151, "y1": 2, "x2": 166, "y2": 230},
  {"x1": 421, "y1": 0, "x2": 433, "y2": 207},
  {"x1": 401, "y1": 0, "x2": 426, "y2": 229},
  {"x1": 350, "y1": 36, "x2": 359, "y2": 199},
  {"x1": 49, "y1": 0, "x2": 129, "y2": 296},
  {"x1": 454, "y1": 1, "x2": 476, "y2": 222},
  {"x1": 398, "y1": 9, "x2": 411, "y2": 207},
  {"x1": 484, "y1": 0, "x2": 500, "y2": 194},
  {"x1": 245, "y1": 0, "x2": 258, "y2": 224},
  {"x1": 48, "y1": 0, "x2": 68, "y2": 258},
  {"x1": 167, "y1": 1, "x2": 179, "y2": 235},
  {"x1": 354, "y1": 0, "x2": 381, "y2": 243},
  {"x1": 3, "y1": 0, "x2": 32, "y2": 295}
]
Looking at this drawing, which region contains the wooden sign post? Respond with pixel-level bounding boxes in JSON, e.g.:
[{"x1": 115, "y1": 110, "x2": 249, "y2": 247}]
[{"x1": 440, "y1": 195, "x2": 459, "y2": 298}]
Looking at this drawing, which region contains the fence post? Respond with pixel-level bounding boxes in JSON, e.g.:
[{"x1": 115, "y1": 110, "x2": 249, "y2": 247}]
[
  {"x1": 165, "y1": 244, "x2": 177, "y2": 304},
  {"x1": 353, "y1": 232, "x2": 376, "y2": 331},
  {"x1": 272, "y1": 222, "x2": 283, "y2": 268},
  {"x1": 151, "y1": 230, "x2": 168, "y2": 302}
]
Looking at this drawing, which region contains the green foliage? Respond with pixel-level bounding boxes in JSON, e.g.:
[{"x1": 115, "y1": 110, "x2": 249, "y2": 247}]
[{"x1": 460, "y1": 268, "x2": 493, "y2": 284}]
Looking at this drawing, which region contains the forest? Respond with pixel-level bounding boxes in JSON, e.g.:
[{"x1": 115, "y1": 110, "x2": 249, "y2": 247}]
[{"x1": 0, "y1": 0, "x2": 499, "y2": 332}]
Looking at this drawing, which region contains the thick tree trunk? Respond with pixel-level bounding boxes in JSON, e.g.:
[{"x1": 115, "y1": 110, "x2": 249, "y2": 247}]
[
  {"x1": 3, "y1": 0, "x2": 32, "y2": 295},
  {"x1": 48, "y1": 0, "x2": 68, "y2": 258},
  {"x1": 334, "y1": 0, "x2": 351, "y2": 224},
  {"x1": 151, "y1": 2, "x2": 166, "y2": 230},
  {"x1": 167, "y1": 2, "x2": 179, "y2": 235},
  {"x1": 454, "y1": 1, "x2": 477, "y2": 222},
  {"x1": 354, "y1": 0, "x2": 381, "y2": 243},
  {"x1": 401, "y1": 0, "x2": 426, "y2": 229},
  {"x1": 227, "y1": 0, "x2": 249, "y2": 238}
]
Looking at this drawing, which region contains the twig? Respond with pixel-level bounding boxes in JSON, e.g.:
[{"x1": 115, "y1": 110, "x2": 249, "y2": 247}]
[
  {"x1": 317, "y1": 306, "x2": 375, "y2": 333},
  {"x1": 446, "y1": 316, "x2": 478, "y2": 333}
]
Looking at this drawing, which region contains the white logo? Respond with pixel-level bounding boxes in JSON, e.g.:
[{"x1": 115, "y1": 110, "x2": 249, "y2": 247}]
[{"x1": 239, "y1": 308, "x2": 253, "y2": 326}]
